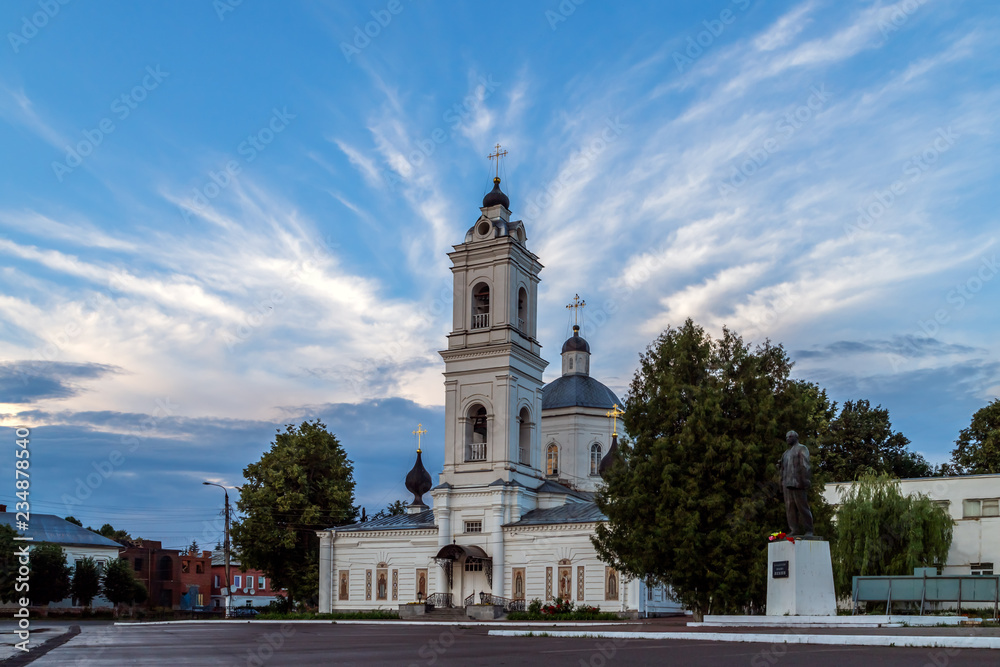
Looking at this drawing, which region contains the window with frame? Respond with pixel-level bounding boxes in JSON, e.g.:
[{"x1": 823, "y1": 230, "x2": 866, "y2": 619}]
[
  {"x1": 464, "y1": 520, "x2": 483, "y2": 533},
  {"x1": 464, "y1": 558, "x2": 484, "y2": 572},
  {"x1": 971, "y1": 563, "x2": 994, "y2": 576},
  {"x1": 963, "y1": 498, "x2": 1000, "y2": 518},
  {"x1": 546, "y1": 443, "x2": 559, "y2": 476},
  {"x1": 259, "y1": 576, "x2": 266, "y2": 589},
  {"x1": 233, "y1": 575, "x2": 241, "y2": 588},
  {"x1": 181, "y1": 559, "x2": 190, "y2": 574},
  {"x1": 590, "y1": 443, "x2": 603, "y2": 476},
  {"x1": 214, "y1": 575, "x2": 220, "y2": 587}
]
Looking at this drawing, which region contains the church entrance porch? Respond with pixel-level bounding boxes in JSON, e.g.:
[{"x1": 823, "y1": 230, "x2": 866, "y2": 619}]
[{"x1": 432, "y1": 544, "x2": 493, "y2": 607}]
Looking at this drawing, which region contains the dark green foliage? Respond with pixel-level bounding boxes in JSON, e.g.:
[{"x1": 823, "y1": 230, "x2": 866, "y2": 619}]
[
  {"x1": 187, "y1": 540, "x2": 199, "y2": 555},
  {"x1": 371, "y1": 500, "x2": 408, "y2": 520},
  {"x1": 0, "y1": 524, "x2": 18, "y2": 603},
  {"x1": 133, "y1": 580, "x2": 148, "y2": 605},
  {"x1": 31, "y1": 543, "x2": 72, "y2": 607},
  {"x1": 232, "y1": 420, "x2": 357, "y2": 607},
  {"x1": 88, "y1": 523, "x2": 134, "y2": 546},
  {"x1": 818, "y1": 400, "x2": 931, "y2": 481},
  {"x1": 70, "y1": 556, "x2": 101, "y2": 610},
  {"x1": 947, "y1": 399, "x2": 1000, "y2": 474},
  {"x1": 102, "y1": 558, "x2": 138, "y2": 607},
  {"x1": 593, "y1": 320, "x2": 835, "y2": 619},
  {"x1": 831, "y1": 472, "x2": 952, "y2": 595},
  {"x1": 64, "y1": 516, "x2": 83, "y2": 526}
]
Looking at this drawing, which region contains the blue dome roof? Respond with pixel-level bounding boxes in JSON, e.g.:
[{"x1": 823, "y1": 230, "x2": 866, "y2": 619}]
[{"x1": 542, "y1": 375, "x2": 621, "y2": 410}]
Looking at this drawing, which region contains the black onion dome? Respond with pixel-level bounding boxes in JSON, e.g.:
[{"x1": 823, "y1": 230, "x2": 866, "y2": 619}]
[
  {"x1": 561, "y1": 325, "x2": 591, "y2": 354},
  {"x1": 599, "y1": 434, "x2": 620, "y2": 478},
  {"x1": 405, "y1": 450, "x2": 433, "y2": 506},
  {"x1": 482, "y1": 177, "x2": 510, "y2": 209}
]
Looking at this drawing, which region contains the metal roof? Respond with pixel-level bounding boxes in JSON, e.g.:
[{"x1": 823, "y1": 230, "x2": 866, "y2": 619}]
[
  {"x1": 505, "y1": 502, "x2": 606, "y2": 527},
  {"x1": 542, "y1": 374, "x2": 621, "y2": 410},
  {"x1": 334, "y1": 509, "x2": 436, "y2": 533},
  {"x1": 0, "y1": 513, "x2": 123, "y2": 549}
]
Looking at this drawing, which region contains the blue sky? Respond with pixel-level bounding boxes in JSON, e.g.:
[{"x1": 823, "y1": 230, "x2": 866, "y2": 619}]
[{"x1": 1, "y1": 0, "x2": 997, "y2": 548}]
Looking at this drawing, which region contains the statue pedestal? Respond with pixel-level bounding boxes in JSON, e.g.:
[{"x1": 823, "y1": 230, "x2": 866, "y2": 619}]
[{"x1": 766, "y1": 538, "x2": 836, "y2": 616}]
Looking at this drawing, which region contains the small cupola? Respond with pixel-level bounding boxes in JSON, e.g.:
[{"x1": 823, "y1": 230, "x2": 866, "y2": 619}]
[
  {"x1": 599, "y1": 433, "x2": 620, "y2": 478},
  {"x1": 405, "y1": 440, "x2": 433, "y2": 512},
  {"x1": 561, "y1": 325, "x2": 591, "y2": 376},
  {"x1": 482, "y1": 177, "x2": 510, "y2": 210}
]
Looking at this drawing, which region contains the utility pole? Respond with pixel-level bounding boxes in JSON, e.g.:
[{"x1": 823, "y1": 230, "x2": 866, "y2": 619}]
[{"x1": 204, "y1": 482, "x2": 233, "y2": 617}]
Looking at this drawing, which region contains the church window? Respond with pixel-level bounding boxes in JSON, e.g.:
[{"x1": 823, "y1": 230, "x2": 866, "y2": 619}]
[
  {"x1": 464, "y1": 520, "x2": 482, "y2": 533},
  {"x1": 546, "y1": 443, "x2": 559, "y2": 476},
  {"x1": 590, "y1": 443, "x2": 603, "y2": 476},
  {"x1": 464, "y1": 558, "x2": 484, "y2": 572},
  {"x1": 465, "y1": 404, "x2": 488, "y2": 461},
  {"x1": 568, "y1": 357, "x2": 573, "y2": 370},
  {"x1": 517, "y1": 287, "x2": 528, "y2": 331},
  {"x1": 472, "y1": 282, "x2": 490, "y2": 329},
  {"x1": 518, "y1": 407, "x2": 531, "y2": 465}
]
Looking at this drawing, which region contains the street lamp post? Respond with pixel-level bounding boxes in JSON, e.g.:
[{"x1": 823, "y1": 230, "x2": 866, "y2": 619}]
[{"x1": 203, "y1": 482, "x2": 232, "y2": 617}]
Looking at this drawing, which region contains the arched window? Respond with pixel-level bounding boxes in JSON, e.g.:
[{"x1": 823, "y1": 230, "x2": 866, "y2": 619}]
[
  {"x1": 518, "y1": 407, "x2": 531, "y2": 465},
  {"x1": 517, "y1": 287, "x2": 528, "y2": 331},
  {"x1": 590, "y1": 443, "x2": 603, "y2": 476},
  {"x1": 472, "y1": 282, "x2": 490, "y2": 329},
  {"x1": 465, "y1": 404, "x2": 488, "y2": 461},
  {"x1": 546, "y1": 443, "x2": 559, "y2": 476}
]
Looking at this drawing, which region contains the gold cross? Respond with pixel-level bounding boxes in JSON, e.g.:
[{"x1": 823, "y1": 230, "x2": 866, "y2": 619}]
[
  {"x1": 566, "y1": 294, "x2": 586, "y2": 326},
  {"x1": 488, "y1": 143, "x2": 508, "y2": 179},
  {"x1": 606, "y1": 404, "x2": 624, "y2": 437},
  {"x1": 412, "y1": 423, "x2": 427, "y2": 453}
]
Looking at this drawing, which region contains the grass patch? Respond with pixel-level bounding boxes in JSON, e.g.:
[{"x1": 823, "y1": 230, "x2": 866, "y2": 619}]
[
  {"x1": 506, "y1": 611, "x2": 621, "y2": 622},
  {"x1": 255, "y1": 610, "x2": 399, "y2": 621}
]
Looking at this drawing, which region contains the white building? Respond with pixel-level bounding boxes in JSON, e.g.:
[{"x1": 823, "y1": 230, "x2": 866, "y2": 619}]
[
  {"x1": 823, "y1": 473, "x2": 1000, "y2": 576},
  {"x1": 317, "y1": 176, "x2": 681, "y2": 616},
  {"x1": 0, "y1": 512, "x2": 123, "y2": 610}
]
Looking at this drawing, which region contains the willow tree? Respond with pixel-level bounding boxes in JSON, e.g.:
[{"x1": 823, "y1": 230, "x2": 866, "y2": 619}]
[
  {"x1": 831, "y1": 472, "x2": 952, "y2": 595},
  {"x1": 594, "y1": 319, "x2": 834, "y2": 620}
]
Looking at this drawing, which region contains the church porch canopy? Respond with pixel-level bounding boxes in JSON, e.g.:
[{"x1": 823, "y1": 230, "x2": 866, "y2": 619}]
[{"x1": 434, "y1": 544, "x2": 490, "y2": 561}]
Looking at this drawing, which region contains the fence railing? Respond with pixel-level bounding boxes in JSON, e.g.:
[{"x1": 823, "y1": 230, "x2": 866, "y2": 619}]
[
  {"x1": 426, "y1": 592, "x2": 453, "y2": 609},
  {"x1": 462, "y1": 593, "x2": 525, "y2": 613},
  {"x1": 466, "y1": 442, "x2": 486, "y2": 462},
  {"x1": 853, "y1": 573, "x2": 1000, "y2": 616},
  {"x1": 472, "y1": 313, "x2": 490, "y2": 329}
]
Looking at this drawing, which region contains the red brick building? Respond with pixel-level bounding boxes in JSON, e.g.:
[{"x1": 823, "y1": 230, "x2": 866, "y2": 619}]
[
  {"x1": 121, "y1": 541, "x2": 212, "y2": 610},
  {"x1": 210, "y1": 550, "x2": 287, "y2": 611}
]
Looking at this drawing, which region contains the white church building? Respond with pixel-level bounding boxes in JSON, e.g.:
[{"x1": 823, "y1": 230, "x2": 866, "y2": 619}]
[{"x1": 317, "y1": 175, "x2": 681, "y2": 616}]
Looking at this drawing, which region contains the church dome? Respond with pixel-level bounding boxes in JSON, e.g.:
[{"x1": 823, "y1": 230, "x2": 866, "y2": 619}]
[
  {"x1": 542, "y1": 374, "x2": 621, "y2": 410},
  {"x1": 482, "y1": 177, "x2": 510, "y2": 209},
  {"x1": 405, "y1": 449, "x2": 433, "y2": 507},
  {"x1": 561, "y1": 328, "x2": 591, "y2": 354}
]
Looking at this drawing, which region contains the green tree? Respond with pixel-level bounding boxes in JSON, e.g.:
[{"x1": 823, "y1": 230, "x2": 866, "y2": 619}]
[
  {"x1": 371, "y1": 500, "x2": 408, "y2": 520},
  {"x1": 70, "y1": 556, "x2": 101, "y2": 611},
  {"x1": 594, "y1": 320, "x2": 835, "y2": 620},
  {"x1": 232, "y1": 420, "x2": 357, "y2": 606},
  {"x1": 102, "y1": 558, "x2": 137, "y2": 615},
  {"x1": 187, "y1": 540, "x2": 199, "y2": 555},
  {"x1": 132, "y1": 580, "x2": 148, "y2": 606},
  {"x1": 831, "y1": 472, "x2": 952, "y2": 596},
  {"x1": 0, "y1": 524, "x2": 18, "y2": 603},
  {"x1": 64, "y1": 516, "x2": 83, "y2": 527},
  {"x1": 31, "y1": 543, "x2": 72, "y2": 613},
  {"x1": 947, "y1": 399, "x2": 1000, "y2": 474},
  {"x1": 818, "y1": 400, "x2": 931, "y2": 481},
  {"x1": 89, "y1": 523, "x2": 134, "y2": 546}
]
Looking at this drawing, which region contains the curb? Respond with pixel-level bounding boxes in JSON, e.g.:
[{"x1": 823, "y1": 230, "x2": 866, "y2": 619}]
[
  {"x1": 487, "y1": 629, "x2": 1000, "y2": 649},
  {"x1": 113, "y1": 619, "x2": 634, "y2": 628}
]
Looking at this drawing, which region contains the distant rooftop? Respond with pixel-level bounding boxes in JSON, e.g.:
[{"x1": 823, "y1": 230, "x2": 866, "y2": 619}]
[{"x1": 0, "y1": 513, "x2": 123, "y2": 549}]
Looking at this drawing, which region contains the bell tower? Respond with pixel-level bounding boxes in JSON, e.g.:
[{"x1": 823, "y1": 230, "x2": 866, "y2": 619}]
[{"x1": 438, "y1": 152, "x2": 547, "y2": 487}]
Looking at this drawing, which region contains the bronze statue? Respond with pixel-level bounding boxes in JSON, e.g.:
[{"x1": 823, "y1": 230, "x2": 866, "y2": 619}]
[{"x1": 779, "y1": 430, "x2": 813, "y2": 536}]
